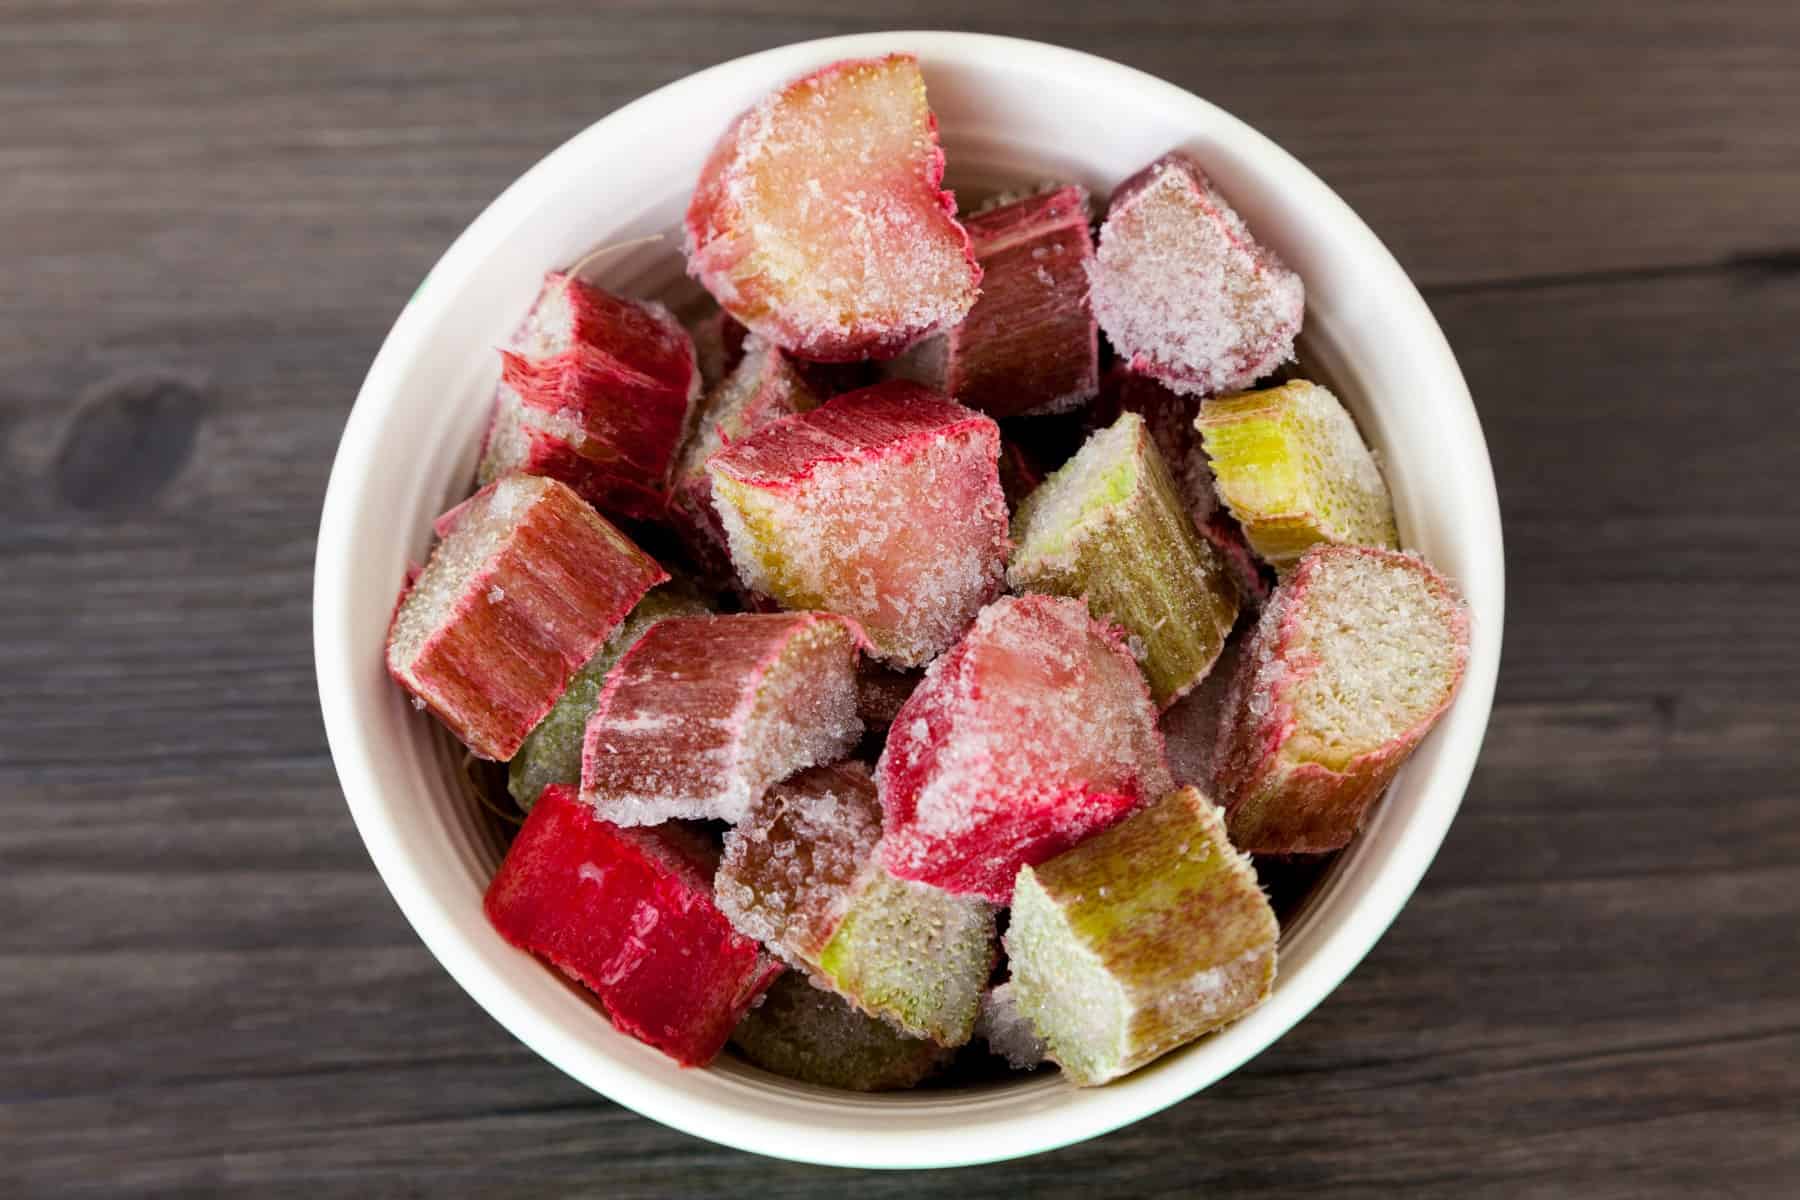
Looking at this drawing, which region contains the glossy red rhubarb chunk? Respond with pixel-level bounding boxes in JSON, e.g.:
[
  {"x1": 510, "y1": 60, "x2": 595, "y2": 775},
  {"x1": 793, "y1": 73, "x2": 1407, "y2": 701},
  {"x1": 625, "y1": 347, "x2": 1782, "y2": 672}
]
[
  {"x1": 483, "y1": 784, "x2": 782, "y2": 1067},
  {"x1": 876, "y1": 594, "x2": 1174, "y2": 902},
  {"x1": 1087, "y1": 153, "x2": 1304, "y2": 397},
  {"x1": 707, "y1": 381, "x2": 1010, "y2": 667},
  {"x1": 478, "y1": 273, "x2": 700, "y2": 520},
  {"x1": 684, "y1": 54, "x2": 981, "y2": 361},
  {"x1": 386, "y1": 475, "x2": 667, "y2": 760},
  {"x1": 579, "y1": 612, "x2": 863, "y2": 825},
  {"x1": 891, "y1": 186, "x2": 1099, "y2": 417}
]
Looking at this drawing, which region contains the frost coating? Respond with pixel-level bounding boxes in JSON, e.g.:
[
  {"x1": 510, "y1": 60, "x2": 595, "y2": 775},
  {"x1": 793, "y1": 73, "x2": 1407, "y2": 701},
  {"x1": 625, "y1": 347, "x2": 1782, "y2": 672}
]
[
  {"x1": 1087, "y1": 153, "x2": 1303, "y2": 398},
  {"x1": 730, "y1": 971, "x2": 951, "y2": 1091}
]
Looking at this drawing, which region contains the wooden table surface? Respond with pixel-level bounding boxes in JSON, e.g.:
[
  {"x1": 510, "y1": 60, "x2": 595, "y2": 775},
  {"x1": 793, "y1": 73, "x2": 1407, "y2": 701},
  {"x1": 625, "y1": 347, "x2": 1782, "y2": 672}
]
[{"x1": 6, "y1": 3, "x2": 1798, "y2": 1195}]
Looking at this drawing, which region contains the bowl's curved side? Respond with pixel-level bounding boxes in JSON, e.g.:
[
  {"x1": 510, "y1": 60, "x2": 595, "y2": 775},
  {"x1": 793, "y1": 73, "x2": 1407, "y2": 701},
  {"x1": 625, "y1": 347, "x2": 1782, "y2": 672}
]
[{"x1": 314, "y1": 30, "x2": 1503, "y2": 1169}]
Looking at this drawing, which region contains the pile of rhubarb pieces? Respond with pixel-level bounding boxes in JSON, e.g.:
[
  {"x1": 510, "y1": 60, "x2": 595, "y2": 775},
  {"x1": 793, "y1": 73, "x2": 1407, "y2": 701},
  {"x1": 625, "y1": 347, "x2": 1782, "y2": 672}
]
[{"x1": 387, "y1": 54, "x2": 1471, "y2": 1089}]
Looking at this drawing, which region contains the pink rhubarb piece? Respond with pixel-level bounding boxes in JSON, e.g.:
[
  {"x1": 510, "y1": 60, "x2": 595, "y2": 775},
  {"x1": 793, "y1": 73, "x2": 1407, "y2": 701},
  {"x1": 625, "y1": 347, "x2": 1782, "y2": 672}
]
[
  {"x1": 386, "y1": 474, "x2": 667, "y2": 760},
  {"x1": 580, "y1": 611, "x2": 864, "y2": 825},
  {"x1": 478, "y1": 272, "x2": 700, "y2": 520},
  {"x1": 684, "y1": 54, "x2": 981, "y2": 361},
  {"x1": 484, "y1": 783, "x2": 782, "y2": 1067},
  {"x1": 706, "y1": 381, "x2": 1010, "y2": 667},
  {"x1": 876, "y1": 594, "x2": 1175, "y2": 902},
  {"x1": 1087, "y1": 152, "x2": 1304, "y2": 397}
]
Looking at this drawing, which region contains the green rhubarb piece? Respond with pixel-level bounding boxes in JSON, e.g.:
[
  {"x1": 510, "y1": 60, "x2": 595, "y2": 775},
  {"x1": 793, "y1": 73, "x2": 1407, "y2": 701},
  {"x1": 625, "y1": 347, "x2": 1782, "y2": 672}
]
[
  {"x1": 506, "y1": 584, "x2": 709, "y2": 808},
  {"x1": 1009, "y1": 412, "x2": 1239, "y2": 707},
  {"x1": 1006, "y1": 787, "x2": 1279, "y2": 1086},
  {"x1": 1194, "y1": 380, "x2": 1398, "y2": 571},
  {"x1": 731, "y1": 972, "x2": 952, "y2": 1091},
  {"x1": 715, "y1": 761, "x2": 996, "y2": 1046}
]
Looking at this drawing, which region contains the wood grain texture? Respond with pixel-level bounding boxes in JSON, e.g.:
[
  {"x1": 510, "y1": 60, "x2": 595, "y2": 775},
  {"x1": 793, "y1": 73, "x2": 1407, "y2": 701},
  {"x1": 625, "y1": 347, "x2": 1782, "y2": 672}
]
[{"x1": 3, "y1": 2, "x2": 1797, "y2": 1195}]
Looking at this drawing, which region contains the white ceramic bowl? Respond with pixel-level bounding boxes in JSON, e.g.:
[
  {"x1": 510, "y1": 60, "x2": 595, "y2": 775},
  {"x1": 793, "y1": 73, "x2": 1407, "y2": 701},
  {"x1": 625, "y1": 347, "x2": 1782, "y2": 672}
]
[{"x1": 314, "y1": 30, "x2": 1503, "y2": 1169}]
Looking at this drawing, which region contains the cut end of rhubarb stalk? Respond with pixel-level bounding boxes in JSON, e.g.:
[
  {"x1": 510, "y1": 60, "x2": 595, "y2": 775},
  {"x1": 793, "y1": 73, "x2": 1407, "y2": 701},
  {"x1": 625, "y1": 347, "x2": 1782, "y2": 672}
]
[
  {"x1": 1087, "y1": 153, "x2": 1304, "y2": 397},
  {"x1": 1195, "y1": 379, "x2": 1398, "y2": 571},
  {"x1": 976, "y1": 981, "x2": 1049, "y2": 1070},
  {"x1": 580, "y1": 612, "x2": 863, "y2": 825},
  {"x1": 478, "y1": 274, "x2": 700, "y2": 520},
  {"x1": 1215, "y1": 545, "x2": 1470, "y2": 854},
  {"x1": 716, "y1": 760, "x2": 996, "y2": 1045},
  {"x1": 876, "y1": 593, "x2": 1174, "y2": 902},
  {"x1": 888, "y1": 185, "x2": 1099, "y2": 417},
  {"x1": 669, "y1": 335, "x2": 821, "y2": 580},
  {"x1": 1009, "y1": 412, "x2": 1240, "y2": 708},
  {"x1": 484, "y1": 784, "x2": 782, "y2": 1067},
  {"x1": 707, "y1": 381, "x2": 1010, "y2": 667},
  {"x1": 508, "y1": 583, "x2": 712, "y2": 809},
  {"x1": 387, "y1": 475, "x2": 668, "y2": 760},
  {"x1": 1006, "y1": 787, "x2": 1279, "y2": 1086},
  {"x1": 731, "y1": 971, "x2": 953, "y2": 1092},
  {"x1": 685, "y1": 53, "x2": 981, "y2": 361}
]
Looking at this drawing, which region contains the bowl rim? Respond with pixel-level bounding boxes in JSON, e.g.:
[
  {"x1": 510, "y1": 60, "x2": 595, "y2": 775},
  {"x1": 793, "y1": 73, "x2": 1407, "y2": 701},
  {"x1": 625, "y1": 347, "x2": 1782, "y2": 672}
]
[{"x1": 314, "y1": 29, "x2": 1504, "y2": 1168}]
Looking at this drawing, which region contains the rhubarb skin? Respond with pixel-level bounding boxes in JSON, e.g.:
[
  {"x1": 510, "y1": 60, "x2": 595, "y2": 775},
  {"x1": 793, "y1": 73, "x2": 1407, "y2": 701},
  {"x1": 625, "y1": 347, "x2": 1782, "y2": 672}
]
[
  {"x1": 707, "y1": 381, "x2": 1010, "y2": 667},
  {"x1": 1214, "y1": 545, "x2": 1470, "y2": 854},
  {"x1": 876, "y1": 594, "x2": 1175, "y2": 902},
  {"x1": 669, "y1": 336, "x2": 820, "y2": 582},
  {"x1": 579, "y1": 612, "x2": 863, "y2": 826},
  {"x1": 1195, "y1": 379, "x2": 1398, "y2": 572},
  {"x1": 715, "y1": 760, "x2": 996, "y2": 1045},
  {"x1": 479, "y1": 274, "x2": 700, "y2": 520},
  {"x1": 684, "y1": 54, "x2": 981, "y2": 361},
  {"x1": 1087, "y1": 153, "x2": 1304, "y2": 397},
  {"x1": 1159, "y1": 629, "x2": 1247, "y2": 797},
  {"x1": 731, "y1": 971, "x2": 952, "y2": 1092},
  {"x1": 507, "y1": 584, "x2": 712, "y2": 809},
  {"x1": 1007, "y1": 787, "x2": 1279, "y2": 1086},
  {"x1": 889, "y1": 186, "x2": 1099, "y2": 417},
  {"x1": 1009, "y1": 412, "x2": 1240, "y2": 708},
  {"x1": 386, "y1": 475, "x2": 668, "y2": 760},
  {"x1": 484, "y1": 783, "x2": 782, "y2": 1067}
]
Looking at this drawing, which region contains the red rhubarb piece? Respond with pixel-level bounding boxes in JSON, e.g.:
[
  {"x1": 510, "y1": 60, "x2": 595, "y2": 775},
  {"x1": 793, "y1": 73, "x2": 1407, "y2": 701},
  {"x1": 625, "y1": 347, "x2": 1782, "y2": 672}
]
[
  {"x1": 890, "y1": 186, "x2": 1100, "y2": 417},
  {"x1": 876, "y1": 594, "x2": 1174, "y2": 902},
  {"x1": 484, "y1": 783, "x2": 782, "y2": 1067},
  {"x1": 1214, "y1": 545, "x2": 1471, "y2": 854},
  {"x1": 386, "y1": 475, "x2": 667, "y2": 760},
  {"x1": 477, "y1": 273, "x2": 700, "y2": 520},
  {"x1": 580, "y1": 612, "x2": 863, "y2": 825},
  {"x1": 1087, "y1": 153, "x2": 1304, "y2": 397},
  {"x1": 669, "y1": 335, "x2": 821, "y2": 581},
  {"x1": 684, "y1": 54, "x2": 981, "y2": 361},
  {"x1": 707, "y1": 381, "x2": 1010, "y2": 667}
]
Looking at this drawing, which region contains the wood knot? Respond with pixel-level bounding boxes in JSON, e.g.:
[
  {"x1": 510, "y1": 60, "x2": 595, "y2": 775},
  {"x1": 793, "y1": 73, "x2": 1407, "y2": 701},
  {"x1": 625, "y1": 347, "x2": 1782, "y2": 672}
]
[{"x1": 55, "y1": 371, "x2": 208, "y2": 513}]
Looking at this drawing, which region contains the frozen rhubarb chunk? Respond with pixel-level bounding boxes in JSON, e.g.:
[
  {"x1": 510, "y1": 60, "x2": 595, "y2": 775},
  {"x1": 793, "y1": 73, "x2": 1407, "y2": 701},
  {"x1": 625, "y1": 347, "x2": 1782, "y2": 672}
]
[
  {"x1": 731, "y1": 972, "x2": 952, "y2": 1092},
  {"x1": 1009, "y1": 412, "x2": 1239, "y2": 707},
  {"x1": 1007, "y1": 787, "x2": 1279, "y2": 1086},
  {"x1": 1159, "y1": 630, "x2": 1246, "y2": 797},
  {"x1": 888, "y1": 186, "x2": 1099, "y2": 417},
  {"x1": 689, "y1": 309, "x2": 750, "y2": 391},
  {"x1": 716, "y1": 761, "x2": 996, "y2": 1044},
  {"x1": 580, "y1": 612, "x2": 862, "y2": 825},
  {"x1": 1215, "y1": 545, "x2": 1470, "y2": 854},
  {"x1": 669, "y1": 335, "x2": 821, "y2": 579},
  {"x1": 996, "y1": 437, "x2": 1045, "y2": 511},
  {"x1": 476, "y1": 273, "x2": 700, "y2": 519},
  {"x1": 484, "y1": 783, "x2": 781, "y2": 1067},
  {"x1": 685, "y1": 54, "x2": 981, "y2": 361},
  {"x1": 1087, "y1": 153, "x2": 1304, "y2": 397},
  {"x1": 876, "y1": 594, "x2": 1174, "y2": 902},
  {"x1": 976, "y1": 982, "x2": 1048, "y2": 1070},
  {"x1": 508, "y1": 584, "x2": 712, "y2": 809},
  {"x1": 1195, "y1": 379, "x2": 1399, "y2": 571},
  {"x1": 386, "y1": 475, "x2": 667, "y2": 760},
  {"x1": 707, "y1": 382, "x2": 1010, "y2": 666}
]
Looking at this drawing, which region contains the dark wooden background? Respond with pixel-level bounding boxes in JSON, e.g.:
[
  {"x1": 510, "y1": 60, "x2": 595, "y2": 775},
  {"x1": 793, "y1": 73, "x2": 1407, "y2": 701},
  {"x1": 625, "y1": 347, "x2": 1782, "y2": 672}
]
[{"x1": 5, "y1": 3, "x2": 1797, "y2": 1195}]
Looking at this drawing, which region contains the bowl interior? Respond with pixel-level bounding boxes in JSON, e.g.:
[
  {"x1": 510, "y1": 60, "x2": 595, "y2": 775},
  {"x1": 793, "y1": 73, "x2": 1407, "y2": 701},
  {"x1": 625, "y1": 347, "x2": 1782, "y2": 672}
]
[{"x1": 315, "y1": 31, "x2": 1503, "y2": 1168}]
